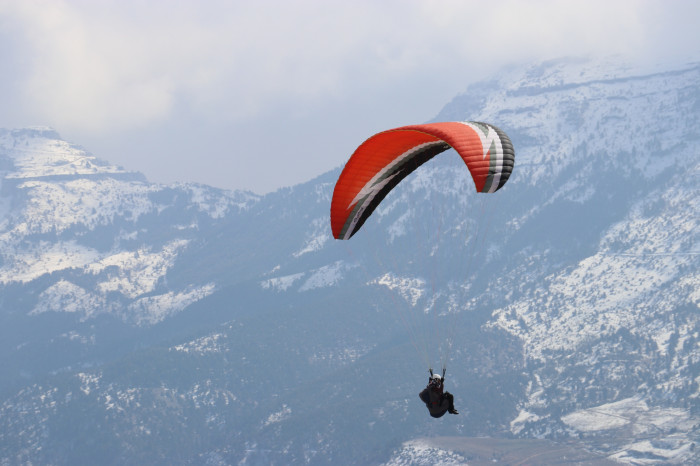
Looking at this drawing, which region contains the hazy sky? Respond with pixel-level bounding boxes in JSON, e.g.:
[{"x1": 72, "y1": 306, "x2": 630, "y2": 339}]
[{"x1": 1, "y1": 1, "x2": 698, "y2": 193}]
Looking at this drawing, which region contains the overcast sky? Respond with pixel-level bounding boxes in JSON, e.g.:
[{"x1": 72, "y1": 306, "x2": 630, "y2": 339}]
[{"x1": 1, "y1": 1, "x2": 698, "y2": 193}]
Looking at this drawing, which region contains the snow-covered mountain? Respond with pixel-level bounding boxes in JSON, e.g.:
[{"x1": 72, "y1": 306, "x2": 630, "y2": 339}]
[
  {"x1": 0, "y1": 127, "x2": 259, "y2": 323},
  {"x1": 1, "y1": 56, "x2": 698, "y2": 464}
]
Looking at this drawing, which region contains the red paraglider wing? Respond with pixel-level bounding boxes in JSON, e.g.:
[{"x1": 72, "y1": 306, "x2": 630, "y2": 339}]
[{"x1": 330, "y1": 122, "x2": 514, "y2": 239}]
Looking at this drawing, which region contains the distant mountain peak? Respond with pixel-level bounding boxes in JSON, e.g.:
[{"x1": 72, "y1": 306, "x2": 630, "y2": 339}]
[{"x1": 0, "y1": 127, "x2": 136, "y2": 180}]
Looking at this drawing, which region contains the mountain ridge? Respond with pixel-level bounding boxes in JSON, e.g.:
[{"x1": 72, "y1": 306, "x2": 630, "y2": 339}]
[{"x1": 1, "y1": 56, "x2": 699, "y2": 464}]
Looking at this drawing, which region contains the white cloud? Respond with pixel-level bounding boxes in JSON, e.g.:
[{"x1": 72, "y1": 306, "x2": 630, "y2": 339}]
[{"x1": 0, "y1": 0, "x2": 698, "y2": 192}]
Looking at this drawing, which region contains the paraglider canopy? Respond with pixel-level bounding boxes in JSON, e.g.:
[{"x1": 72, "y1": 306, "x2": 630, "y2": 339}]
[
  {"x1": 329, "y1": 120, "x2": 515, "y2": 373},
  {"x1": 330, "y1": 122, "x2": 514, "y2": 240}
]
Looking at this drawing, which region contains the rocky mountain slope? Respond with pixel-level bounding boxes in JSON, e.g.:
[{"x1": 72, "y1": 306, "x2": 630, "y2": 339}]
[{"x1": 1, "y1": 57, "x2": 698, "y2": 464}]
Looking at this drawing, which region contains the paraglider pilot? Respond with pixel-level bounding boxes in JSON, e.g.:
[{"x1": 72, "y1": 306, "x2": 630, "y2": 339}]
[{"x1": 419, "y1": 369, "x2": 458, "y2": 418}]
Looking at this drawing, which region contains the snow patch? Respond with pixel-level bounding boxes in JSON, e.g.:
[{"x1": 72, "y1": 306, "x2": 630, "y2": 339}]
[
  {"x1": 372, "y1": 273, "x2": 426, "y2": 306},
  {"x1": 14, "y1": 178, "x2": 157, "y2": 234},
  {"x1": 77, "y1": 372, "x2": 101, "y2": 396},
  {"x1": 293, "y1": 217, "x2": 329, "y2": 257},
  {"x1": 0, "y1": 240, "x2": 100, "y2": 284},
  {"x1": 384, "y1": 439, "x2": 466, "y2": 466},
  {"x1": 261, "y1": 261, "x2": 356, "y2": 293},
  {"x1": 510, "y1": 409, "x2": 541, "y2": 435},
  {"x1": 1, "y1": 132, "x2": 127, "y2": 179},
  {"x1": 87, "y1": 240, "x2": 190, "y2": 299},
  {"x1": 187, "y1": 380, "x2": 237, "y2": 409},
  {"x1": 309, "y1": 344, "x2": 375, "y2": 366},
  {"x1": 127, "y1": 283, "x2": 216, "y2": 326},
  {"x1": 562, "y1": 397, "x2": 698, "y2": 464},
  {"x1": 561, "y1": 398, "x2": 639, "y2": 432},
  {"x1": 562, "y1": 396, "x2": 696, "y2": 434},
  {"x1": 260, "y1": 272, "x2": 305, "y2": 292},
  {"x1": 299, "y1": 261, "x2": 351, "y2": 291},
  {"x1": 184, "y1": 183, "x2": 258, "y2": 218},
  {"x1": 263, "y1": 405, "x2": 292, "y2": 427},
  {"x1": 31, "y1": 280, "x2": 104, "y2": 320},
  {"x1": 171, "y1": 332, "x2": 228, "y2": 354}
]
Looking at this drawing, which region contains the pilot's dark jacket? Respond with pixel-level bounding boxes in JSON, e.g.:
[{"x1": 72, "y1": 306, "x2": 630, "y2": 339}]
[{"x1": 419, "y1": 382, "x2": 454, "y2": 418}]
